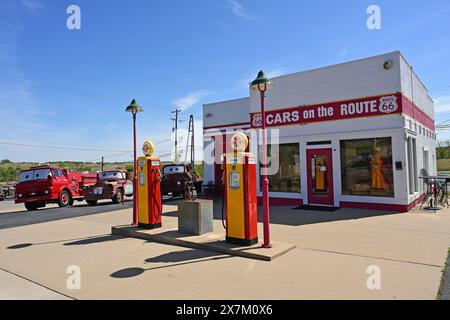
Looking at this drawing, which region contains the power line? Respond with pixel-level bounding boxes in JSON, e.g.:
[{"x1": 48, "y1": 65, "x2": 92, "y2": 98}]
[
  {"x1": 0, "y1": 138, "x2": 174, "y2": 151},
  {"x1": 171, "y1": 108, "x2": 183, "y2": 163},
  {"x1": 0, "y1": 141, "x2": 131, "y2": 153},
  {"x1": 85, "y1": 151, "x2": 133, "y2": 163}
]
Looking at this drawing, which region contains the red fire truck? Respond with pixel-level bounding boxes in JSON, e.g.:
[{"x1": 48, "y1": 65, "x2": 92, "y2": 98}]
[{"x1": 15, "y1": 165, "x2": 97, "y2": 211}]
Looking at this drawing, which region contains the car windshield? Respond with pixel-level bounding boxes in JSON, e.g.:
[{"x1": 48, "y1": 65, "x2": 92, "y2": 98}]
[
  {"x1": 100, "y1": 171, "x2": 124, "y2": 180},
  {"x1": 19, "y1": 169, "x2": 52, "y2": 182},
  {"x1": 163, "y1": 166, "x2": 185, "y2": 174}
]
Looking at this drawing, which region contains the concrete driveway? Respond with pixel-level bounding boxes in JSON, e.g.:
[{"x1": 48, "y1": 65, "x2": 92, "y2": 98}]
[{"x1": 0, "y1": 200, "x2": 449, "y2": 300}]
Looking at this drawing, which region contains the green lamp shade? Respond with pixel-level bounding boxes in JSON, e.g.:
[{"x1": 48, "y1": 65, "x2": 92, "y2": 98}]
[
  {"x1": 250, "y1": 70, "x2": 272, "y2": 90},
  {"x1": 125, "y1": 99, "x2": 144, "y2": 113}
]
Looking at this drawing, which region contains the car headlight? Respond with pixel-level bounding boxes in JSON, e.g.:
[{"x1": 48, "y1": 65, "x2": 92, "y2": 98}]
[
  {"x1": 18, "y1": 194, "x2": 22, "y2": 198},
  {"x1": 44, "y1": 190, "x2": 49, "y2": 195}
]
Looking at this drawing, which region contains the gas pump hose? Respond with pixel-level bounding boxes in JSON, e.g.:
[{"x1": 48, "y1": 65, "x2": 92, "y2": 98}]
[
  {"x1": 152, "y1": 169, "x2": 163, "y2": 220},
  {"x1": 221, "y1": 171, "x2": 227, "y2": 230}
]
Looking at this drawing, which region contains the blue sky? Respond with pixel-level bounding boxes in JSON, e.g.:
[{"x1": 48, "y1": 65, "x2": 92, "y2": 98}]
[{"x1": 1, "y1": 0, "x2": 450, "y2": 163}]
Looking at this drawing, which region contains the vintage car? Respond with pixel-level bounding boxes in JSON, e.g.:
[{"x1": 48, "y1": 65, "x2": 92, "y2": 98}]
[
  {"x1": 0, "y1": 188, "x2": 5, "y2": 201},
  {"x1": 161, "y1": 163, "x2": 203, "y2": 198},
  {"x1": 84, "y1": 170, "x2": 133, "y2": 205}
]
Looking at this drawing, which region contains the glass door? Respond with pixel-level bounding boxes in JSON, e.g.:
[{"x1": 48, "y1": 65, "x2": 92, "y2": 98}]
[{"x1": 307, "y1": 148, "x2": 334, "y2": 206}]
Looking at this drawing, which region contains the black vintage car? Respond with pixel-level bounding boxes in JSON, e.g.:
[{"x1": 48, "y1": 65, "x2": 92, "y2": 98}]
[{"x1": 161, "y1": 163, "x2": 203, "y2": 198}]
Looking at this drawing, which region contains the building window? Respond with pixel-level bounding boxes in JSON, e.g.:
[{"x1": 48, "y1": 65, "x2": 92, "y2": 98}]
[
  {"x1": 341, "y1": 137, "x2": 394, "y2": 197},
  {"x1": 423, "y1": 148, "x2": 430, "y2": 173},
  {"x1": 407, "y1": 137, "x2": 418, "y2": 194},
  {"x1": 265, "y1": 143, "x2": 301, "y2": 193}
]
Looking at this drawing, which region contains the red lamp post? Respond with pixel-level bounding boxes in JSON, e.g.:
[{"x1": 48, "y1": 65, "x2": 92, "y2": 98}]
[
  {"x1": 125, "y1": 99, "x2": 144, "y2": 226},
  {"x1": 250, "y1": 70, "x2": 273, "y2": 248}
]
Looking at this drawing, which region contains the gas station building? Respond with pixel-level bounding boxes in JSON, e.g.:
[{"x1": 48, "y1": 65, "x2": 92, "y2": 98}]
[{"x1": 202, "y1": 52, "x2": 437, "y2": 212}]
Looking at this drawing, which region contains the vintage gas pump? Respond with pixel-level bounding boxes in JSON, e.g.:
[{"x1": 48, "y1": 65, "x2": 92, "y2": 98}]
[
  {"x1": 137, "y1": 140, "x2": 162, "y2": 229},
  {"x1": 223, "y1": 132, "x2": 258, "y2": 246}
]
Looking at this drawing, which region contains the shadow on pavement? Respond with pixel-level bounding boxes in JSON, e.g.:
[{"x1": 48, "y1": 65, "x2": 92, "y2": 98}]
[
  {"x1": 263, "y1": 208, "x2": 403, "y2": 226},
  {"x1": 63, "y1": 235, "x2": 122, "y2": 246},
  {"x1": 110, "y1": 249, "x2": 230, "y2": 279},
  {"x1": 7, "y1": 243, "x2": 33, "y2": 249},
  {"x1": 209, "y1": 197, "x2": 402, "y2": 227},
  {"x1": 145, "y1": 249, "x2": 222, "y2": 263},
  {"x1": 110, "y1": 267, "x2": 145, "y2": 279},
  {"x1": 6, "y1": 234, "x2": 122, "y2": 249}
]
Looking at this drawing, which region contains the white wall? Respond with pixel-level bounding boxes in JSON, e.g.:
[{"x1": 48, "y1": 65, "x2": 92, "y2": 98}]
[
  {"x1": 203, "y1": 97, "x2": 250, "y2": 128},
  {"x1": 203, "y1": 138, "x2": 215, "y2": 185},
  {"x1": 255, "y1": 128, "x2": 410, "y2": 206},
  {"x1": 250, "y1": 51, "x2": 402, "y2": 113},
  {"x1": 203, "y1": 51, "x2": 436, "y2": 206},
  {"x1": 399, "y1": 54, "x2": 434, "y2": 119}
]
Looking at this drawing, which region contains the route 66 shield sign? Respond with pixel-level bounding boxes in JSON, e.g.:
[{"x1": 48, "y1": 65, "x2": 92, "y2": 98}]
[
  {"x1": 378, "y1": 96, "x2": 399, "y2": 114},
  {"x1": 252, "y1": 113, "x2": 263, "y2": 127}
]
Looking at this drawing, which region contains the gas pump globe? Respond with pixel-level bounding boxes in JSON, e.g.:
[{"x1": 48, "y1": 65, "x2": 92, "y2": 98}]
[
  {"x1": 137, "y1": 140, "x2": 162, "y2": 229},
  {"x1": 224, "y1": 132, "x2": 258, "y2": 246}
]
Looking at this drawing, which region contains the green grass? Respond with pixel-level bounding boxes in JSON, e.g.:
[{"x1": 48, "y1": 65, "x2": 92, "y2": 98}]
[
  {"x1": 437, "y1": 247, "x2": 450, "y2": 300},
  {"x1": 438, "y1": 159, "x2": 450, "y2": 172}
]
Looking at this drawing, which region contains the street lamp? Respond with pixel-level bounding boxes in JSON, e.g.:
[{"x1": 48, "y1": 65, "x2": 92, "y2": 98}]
[
  {"x1": 250, "y1": 70, "x2": 273, "y2": 248},
  {"x1": 125, "y1": 99, "x2": 144, "y2": 226}
]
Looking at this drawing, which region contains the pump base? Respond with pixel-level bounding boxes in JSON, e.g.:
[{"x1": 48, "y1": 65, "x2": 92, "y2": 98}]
[
  {"x1": 138, "y1": 222, "x2": 162, "y2": 230},
  {"x1": 226, "y1": 236, "x2": 258, "y2": 246}
]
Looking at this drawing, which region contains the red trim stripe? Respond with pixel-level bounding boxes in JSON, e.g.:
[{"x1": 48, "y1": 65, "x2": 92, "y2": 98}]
[
  {"x1": 340, "y1": 195, "x2": 424, "y2": 213},
  {"x1": 401, "y1": 95, "x2": 435, "y2": 130},
  {"x1": 203, "y1": 93, "x2": 435, "y2": 132},
  {"x1": 255, "y1": 195, "x2": 424, "y2": 212}
]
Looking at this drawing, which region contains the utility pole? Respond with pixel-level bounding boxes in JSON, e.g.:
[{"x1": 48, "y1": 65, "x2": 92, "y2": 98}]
[
  {"x1": 189, "y1": 115, "x2": 195, "y2": 169},
  {"x1": 101, "y1": 156, "x2": 104, "y2": 172},
  {"x1": 171, "y1": 108, "x2": 182, "y2": 163},
  {"x1": 184, "y1": 115, "x2": 195, "y2": 167}
]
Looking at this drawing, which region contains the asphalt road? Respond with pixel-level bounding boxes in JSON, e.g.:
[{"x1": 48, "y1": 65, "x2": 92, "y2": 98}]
[
  {"x1": 0, "y1": 198, "x2": 134, "y2": 230},
  {"x1": 0, "y1": 196, "x2": 182, "y2": 230}
]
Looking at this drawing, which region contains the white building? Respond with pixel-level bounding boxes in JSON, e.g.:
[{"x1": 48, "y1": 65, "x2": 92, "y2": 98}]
[{"x1": 203, "y1": 52, "x2": 436, "y2": 212}]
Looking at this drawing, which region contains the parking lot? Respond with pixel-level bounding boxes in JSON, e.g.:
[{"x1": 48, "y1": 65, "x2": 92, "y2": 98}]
[
  {"x1": 0, "y1": 198, "x2": 134, "y2": 230},
  {"x1": 0, "y1": 199, "x2": 449, "y2": 300}
]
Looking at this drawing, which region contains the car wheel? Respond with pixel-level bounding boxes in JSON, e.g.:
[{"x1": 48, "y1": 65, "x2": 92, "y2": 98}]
[
  {"x1": 25, "y1": 202, "x2": 38, "y2": 211},
  {"x1": 58, "y1": 190, "x2": 71, "y2": 208},
  {"x1": 112, "y1": 189, "x2": 123, "y2": 204},
  {"x1": 86, "y1": 200, "x2": 98, "y2": 206}
]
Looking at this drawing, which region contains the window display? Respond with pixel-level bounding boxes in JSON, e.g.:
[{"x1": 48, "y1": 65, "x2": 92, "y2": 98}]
[
  {"x1": 341, "y1": 138, "x2": 394, "y2": 197},
  {"x1": 265, "y1": 143, "x2": 301, "y2": 193}
]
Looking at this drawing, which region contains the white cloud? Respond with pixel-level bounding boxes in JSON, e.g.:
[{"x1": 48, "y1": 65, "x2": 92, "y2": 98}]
[
  {"x1": 0, "y1": 0, "x2": 132, "y2": 163},
  {"x1": 18, "y1": 0, "x2": 44, "y2": 16},
  {"x1": 434, "y1": 95, "x2": 450, "y2": 113},
  {"x1": 228, "y1": 0, "x2": 259, "y2": 21},
  {"x1": 173, "y1": 90, "x2": 211, "y2": 111}
]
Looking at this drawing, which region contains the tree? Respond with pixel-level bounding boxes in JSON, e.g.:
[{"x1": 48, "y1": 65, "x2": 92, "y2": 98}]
[{"x1": 436, "y1": 140, "x2": 450, "y2": 159}]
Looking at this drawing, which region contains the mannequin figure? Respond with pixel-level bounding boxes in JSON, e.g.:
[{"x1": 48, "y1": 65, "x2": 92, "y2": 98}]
[{"x1": 370, "y1": 148, "x2": 386, "y2": 190}]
